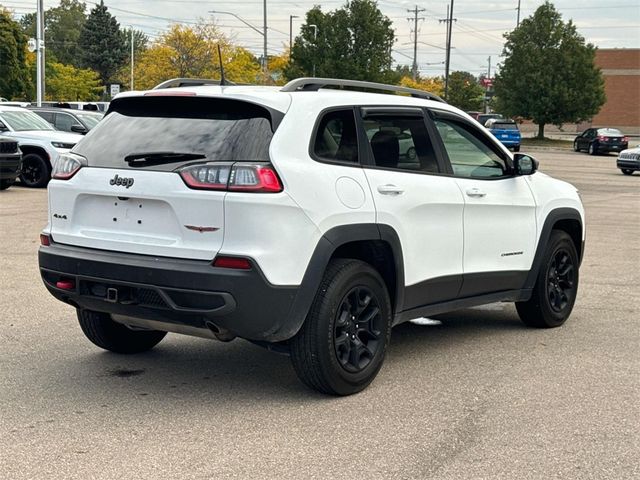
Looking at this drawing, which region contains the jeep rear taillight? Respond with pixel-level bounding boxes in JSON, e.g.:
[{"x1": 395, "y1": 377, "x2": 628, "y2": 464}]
[
  {"x1": 179, "y1": 163, "x2": 283, "y2": 193},
  {"x1": 52, "y1": 153, "x2": 85, "y2": 180}
]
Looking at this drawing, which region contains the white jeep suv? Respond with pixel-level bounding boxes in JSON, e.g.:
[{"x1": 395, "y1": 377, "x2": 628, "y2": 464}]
[{"x1": 39, "y1": 78, "x2": 585, "y2": 395}]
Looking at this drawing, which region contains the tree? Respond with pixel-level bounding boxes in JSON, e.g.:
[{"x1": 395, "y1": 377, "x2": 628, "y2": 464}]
[
  {"x1": 400, "y1": 75, "x2": 444, "y2": 98},
  {"x1": 0, "y1": 9, "x2": 29, "y2": 99},
  {"x1": 494, "y1": 1, "x2": 605, "y2": 138},
  {"x1": 78, "y1": 0, "x2": 127, "y2": 84},
  {"x1": 19, "y1": 0, "x2": 87, "y2": 67},
  {"x1": 447, "y1": 71, "x2": 484, "y2": 111},
  {"x1": 46, "y1": 62, "x2": 103, "y2": 100},
  {"x1": 286, "y1": 0, "x2": 395, "y2": 82}
]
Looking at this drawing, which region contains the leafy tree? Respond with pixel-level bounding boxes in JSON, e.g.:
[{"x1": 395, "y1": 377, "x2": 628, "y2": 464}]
[
  {"x1": 0, "y1": 9, "x2": 29, "y2": 99},
  {"x1": 447, "y1": 71, "x2": 484, "y2": 111},
  {"x1": 286, "y1": 0, "x2": 395, "y2": 82},
  {"x1": 46, "y1": 62, "x2": 102, "y2": 100},
  {"x1": 19, "y1": 0, "x2": 87, "y2": 67},
  {"x1": 494, "y1": 1, "x2": 605, "y2": 138},
  {"x1": 78, "y1": 0, "x2": 127, "y2": 84},
  {"x1": 400, "y1": 75, "x2": 444, "y2": 98}
]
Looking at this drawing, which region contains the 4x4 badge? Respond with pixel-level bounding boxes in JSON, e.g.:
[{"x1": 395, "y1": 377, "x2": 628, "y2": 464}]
[{"x1": 110, "y1": 174, "x2": 134, "y2": 189}]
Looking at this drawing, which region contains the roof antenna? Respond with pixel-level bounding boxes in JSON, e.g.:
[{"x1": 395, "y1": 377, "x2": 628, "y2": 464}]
[{"x1": 217, "y1": 44, "x2": 227, "y2": 86}]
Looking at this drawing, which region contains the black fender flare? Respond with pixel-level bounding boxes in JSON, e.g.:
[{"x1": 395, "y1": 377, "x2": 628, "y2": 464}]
[
  {"x1": 523, "y1": 207, "x2": 584, "y2": 290},
  {"x1": 279, "y1": 224, "x2": 405, "y2": 341}
]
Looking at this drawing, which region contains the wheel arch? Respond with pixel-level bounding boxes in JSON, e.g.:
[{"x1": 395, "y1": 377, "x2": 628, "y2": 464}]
[
  {"x1": 524, "y1": 208, "x2": 584, "y2": 290},
  {"x1": 19, "y1": 145, "x2": 51, "y2": 166},
  {"x1": 281, "y1": 224, "x2": 405, "y2": 341}
]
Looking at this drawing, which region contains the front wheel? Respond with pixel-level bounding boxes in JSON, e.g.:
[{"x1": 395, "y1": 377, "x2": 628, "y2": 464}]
[
  {"x1": 516, "y1": 230, "x2": 579, "y2": 328},
  {"x1": 588, "y1": 143, "x2": 597, "y2": 156},
  {"x1": 573, "y1": 141, "x2": 580, "y2": 152},
  {"x1": 77, "y1": 309, "x2": 167, "y2": 353},
  {"x1": 621, "y1": 169, "x2": 634, "y2": 175},
  {"x1": 0, "y1": 179, "x2": 13, "y2": 190},
  {"x1": 290, "y1": 259, "x2": 392, "y2": 395},
  {"x1": 19, "y1": 153, "x2": 51, "y2": 188}
]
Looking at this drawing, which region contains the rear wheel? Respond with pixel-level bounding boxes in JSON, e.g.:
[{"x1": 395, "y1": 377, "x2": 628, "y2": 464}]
[
  {"x1": 407, "y1": 147, "x2": 417, "y2": 160},
  {"x1": 513, "y1": 145, "x2": 520, "y2": 152},
  {"x1": 77, "y1": 309, "x2": 167, "y2": 353},
  {"x1": 0, "y1": 179, "x2": 12, "y2": 190},
  {"x1": 588, "y1": 143, "x2": 597, "y2": 156},
  {"x1": 290, "y1": 259, "x2": 392, "y2": 396},
  {"x1": 621, "y1": 169, "x2": 634, "y2": 175},
  {"x1": 19, "y1": 153, "x2": 51, "y2": 188},
  {"x1": 516, "y1": 230, "x2": 579, "y2": 328}
]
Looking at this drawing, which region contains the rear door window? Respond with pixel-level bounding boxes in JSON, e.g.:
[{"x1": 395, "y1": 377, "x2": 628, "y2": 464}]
[
  {"x1": 74, "y1": 97, "x2": 279, "y2": 171},
  {"x1": 312, "y1": 109, "x2": 359, "y2": 163}
]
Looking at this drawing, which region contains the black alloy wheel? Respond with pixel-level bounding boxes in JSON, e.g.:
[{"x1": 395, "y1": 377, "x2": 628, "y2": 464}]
[
  {"x1": 333, "y1": 286, "x2": 383, "y2": 373},
  {"x1": 588, "y1": 143, "x2": 597, "y2": 156},
  {"x1": 546, "y1": 249, "x2": 576, "y2": 314},
  {"x1": 19, "y1": 153, "x2": 50, "y2": 188}
]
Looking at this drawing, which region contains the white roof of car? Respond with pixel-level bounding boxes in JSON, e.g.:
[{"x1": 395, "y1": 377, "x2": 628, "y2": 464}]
[{"x1": 0, "y1": 105, "x2": 30, "y2": 112}]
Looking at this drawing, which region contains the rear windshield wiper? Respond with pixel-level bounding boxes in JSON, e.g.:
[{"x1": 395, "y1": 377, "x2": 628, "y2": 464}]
[{"x1": 124, "y1": 151, "x2": 206, "y2": 166}]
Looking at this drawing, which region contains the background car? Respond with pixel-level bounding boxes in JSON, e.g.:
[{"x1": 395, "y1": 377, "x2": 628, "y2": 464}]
[
  {"x1": 0, "y1": 137, "x2": 21, "y2": 191},
  {"x1": 616, "y1": 145, "x2": 640, "y2": 175},
  {"x1": 477, "y1": 113, "x2": 503, "y2": 126},
  {"x1": 30, "y1": 107, "x2": 103, "y2": 134},
  {"x1": 0, "y1": 106, "x2": 80, "y2": 187},
  {"x1": 573, "y1": 128, "x2": 628, "y2": 155},
  {"x1": 485, "y1": 118, "x2": 521, "y2": 151}
]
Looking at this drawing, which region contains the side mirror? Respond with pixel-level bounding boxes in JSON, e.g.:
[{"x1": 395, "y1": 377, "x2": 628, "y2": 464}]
[
  {"x1": 513, "y1": 153, "x2": 538, "y2": 175},
  {"x1": 0, "y1": 121, "x2": 8, "y2": 132},
  {"x1": 70, "y1": 124, "x2": 87, "y2": 134}
]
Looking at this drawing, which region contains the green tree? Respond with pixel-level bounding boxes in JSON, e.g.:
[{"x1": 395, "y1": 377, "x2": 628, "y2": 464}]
[
  {"x1": 46, "y1": 62, "x2": 103, "y2": 100},
  {"x1": 19, "y1": 0, "x2": 87, "y2": 67},
  {"x1": 494, "y1": 1, "x2": 605, "y2": 138},
  {"x1": 447, "y1": 71, "x2": 484, "y2": 111},
  {"x1": 0, "y1": 9, "x2": 29, "y2": 99},
  {"x1": 78, "y1": 0, "x2": 127, "y2": 84},
  {"x1": 286, "y1": 0, "x2": 395, "y2": 82}
]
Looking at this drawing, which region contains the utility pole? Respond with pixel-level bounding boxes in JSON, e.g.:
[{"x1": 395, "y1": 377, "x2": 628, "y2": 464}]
[
  {"x1": 263, "y1": 0, "x2": 268, "y2": 77},
  {"x1": 309, "y1": 24, "x2": 318, "y2": 77},
  {"x1": 36, "y1": 0, "x2": 45, "y2": 106},
  {"x1": 516, "y1": 0, "x2": 522, "y2": 27},
  {"x1": 439, "y1": 1, "x2": 456, "y2": 100},
  {"x1": 484, "y1": 55, "x2": 491, "y2": 113},
  {"x1": 130, "y1": 28, "x2": 134, "y2": 90},
  {"x1": 407, "y1": 5, "x2": 425, "y2": 81},
  {"x1": 289, "y1": 15, "x2": 299, "y2": 55}
]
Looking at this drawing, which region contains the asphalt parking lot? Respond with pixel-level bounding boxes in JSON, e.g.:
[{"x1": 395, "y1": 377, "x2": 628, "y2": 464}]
[{"x1": 1, "y1": 149, "x2": 638, "y2": 479}]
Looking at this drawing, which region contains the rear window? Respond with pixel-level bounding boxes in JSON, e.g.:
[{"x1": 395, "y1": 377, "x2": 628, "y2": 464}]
[
  {"x1": 491, "y1": 122, "x2": 519, "y2": 130},
  {"x1": 74, "y1": 97, "x2": 278, "y2": 171},
  {"x1": 597, "y1": 128, "x2": 622, "y2": 136}
]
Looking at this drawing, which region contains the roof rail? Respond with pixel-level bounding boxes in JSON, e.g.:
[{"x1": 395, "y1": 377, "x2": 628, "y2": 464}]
[
  {"x1": 152, "y1": 78, "x2": 236, "y2": 90},
  {"x1": 280, "y1": 77, "x2": 445, "y2": 103}
]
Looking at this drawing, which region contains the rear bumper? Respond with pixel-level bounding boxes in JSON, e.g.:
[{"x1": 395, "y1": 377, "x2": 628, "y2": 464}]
[
  {"x1": 617, "y1": 158, "x2": 640, "y2": 170},
  {"x1": 598, "y1": 144, "x2": 627, "y2": 153},
  {"x1": 0, "y1": 153, "x2": 21, "y2": 181},
  {"x1": 39, "y1": 242, "x2": 301, "y2": 342}
]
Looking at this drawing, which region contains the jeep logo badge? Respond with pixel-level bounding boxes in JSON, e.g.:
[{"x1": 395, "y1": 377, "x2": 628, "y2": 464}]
[{"x1": 110, "y1": 174, "x2": 134, "y2": 189}]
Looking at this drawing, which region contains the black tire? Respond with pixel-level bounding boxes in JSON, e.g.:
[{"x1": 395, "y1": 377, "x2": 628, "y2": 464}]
[
  {"x1": 588, "y1": 143, "x2": 597, "y2": 156},
  {"x1": 0, "y1": 179, "x2": 12, "y2": 190},
  {"x1": 573, "y1": 141, "x2": 580, "y2": 152},
  {"x1": 513, "y1": 145, "x2": 520, "y2": 152},
  {"x1": 19, "y1": 153, "x2": 51, "y2": 188},
  {"x1": 77, "y1": 309, "x2": 167, "y2": 353},
  {"x1": 407, "y1": 147, "x2": 417, "y2": 160},
  {"x1": 516, "y1": 230, "x2": 579, "y2": 328},
  {"x1": 621, "y1": 169, "x2": 634, "y2": 175},
  {"x1": 290, "y1": 259, "x2": 392, "y2": 396}
]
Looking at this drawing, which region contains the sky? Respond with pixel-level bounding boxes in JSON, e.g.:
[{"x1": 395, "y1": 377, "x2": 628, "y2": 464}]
[{"x1": 4, "y1": 0, "x2": 640, "y2": 77}]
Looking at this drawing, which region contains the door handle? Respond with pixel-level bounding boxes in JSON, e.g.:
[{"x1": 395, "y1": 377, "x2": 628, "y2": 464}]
[
  {"x1": 466, "y1": 188, "x2": 486, "y2": 198},
  {"x1": 377, "y1": 184, "x2": 404, "y2": 195}
]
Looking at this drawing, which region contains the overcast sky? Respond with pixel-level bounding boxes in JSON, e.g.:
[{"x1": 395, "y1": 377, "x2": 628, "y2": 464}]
[{"x1": 5, "y1": 0, "x2": 640, "y2": 76}]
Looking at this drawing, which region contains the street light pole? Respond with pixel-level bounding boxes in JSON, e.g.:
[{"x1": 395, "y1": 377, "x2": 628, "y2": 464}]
[
  {"x1": 130, "y1": 28, "x2": 134, "y2": 90},
  {"x1": 36, "y1": 0, "x2": 45, "y2": 106},
  {"x1": 289, "y1": 15, "x2": 299, "y2": 54},
  {"x1": 309, "y1": 24, "x2": 318, "y2": 77},
  {"x1": 209, "y1": 9, "x2": 269, "y2": 79}
]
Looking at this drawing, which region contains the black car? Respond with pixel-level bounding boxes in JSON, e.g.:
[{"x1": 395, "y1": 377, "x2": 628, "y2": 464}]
[
  {"x1": 573, "y1": 128, "x2": 628, "y2": 155},
  {"x1": 29, "y1": 107, "x2": 103, "y2": 135},
  {"x1": 0, "y1": 137, "x2": 22, "y2": 190}
]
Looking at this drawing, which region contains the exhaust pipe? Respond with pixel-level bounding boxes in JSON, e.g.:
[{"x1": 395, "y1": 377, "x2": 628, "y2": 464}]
[{"x1": 206, "y1": 321, "x2": 236, "y2": 342}]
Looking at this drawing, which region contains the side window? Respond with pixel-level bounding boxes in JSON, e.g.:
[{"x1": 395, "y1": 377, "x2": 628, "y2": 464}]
[
  {"x1": 38, "y1": 111, "x2": 55, "y2": 125},
  {"x1": 313, "y1": 109, "x2": 359, "y2": 163},
  {"x1": 54, "y1": 113, "x2": 76, "y2": 132},
  {"x1": 434, "y1": 118, "x2": 508, "y2": 178},
  {"x1": 363, "y1": 114, "x2": 439, "y2": 173}
]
